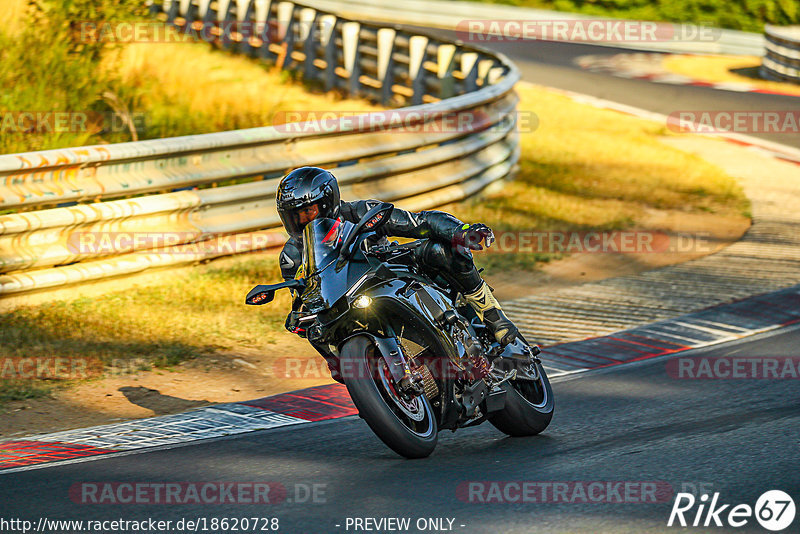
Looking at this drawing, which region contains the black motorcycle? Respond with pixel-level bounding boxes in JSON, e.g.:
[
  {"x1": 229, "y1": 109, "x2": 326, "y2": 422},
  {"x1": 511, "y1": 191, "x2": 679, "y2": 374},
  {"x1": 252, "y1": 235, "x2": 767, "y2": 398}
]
[{"x1": 246, "y1": 203, "x2": 553, "y2": 458}]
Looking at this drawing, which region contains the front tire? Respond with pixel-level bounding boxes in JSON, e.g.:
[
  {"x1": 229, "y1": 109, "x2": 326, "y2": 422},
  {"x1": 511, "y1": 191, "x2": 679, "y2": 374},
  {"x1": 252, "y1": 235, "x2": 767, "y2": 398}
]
[
  {"x1": 341, "y1": 336, "x2": 438, "y2": 458},
  {"x1": 489, "y1": 362, "x2": 554, "y2": 436}
]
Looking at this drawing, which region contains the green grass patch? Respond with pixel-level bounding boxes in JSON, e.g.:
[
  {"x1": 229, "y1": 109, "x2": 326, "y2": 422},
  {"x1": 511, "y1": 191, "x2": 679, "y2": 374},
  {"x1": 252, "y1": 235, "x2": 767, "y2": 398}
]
[{"x1": 0, "y1": 380, "x2": 55, "y2": 404}]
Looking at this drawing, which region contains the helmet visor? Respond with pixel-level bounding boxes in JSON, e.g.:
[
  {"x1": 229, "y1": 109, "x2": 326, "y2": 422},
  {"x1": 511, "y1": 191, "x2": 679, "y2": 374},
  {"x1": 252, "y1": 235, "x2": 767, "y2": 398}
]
[{"x1": 280, "y1": 203, "x2": 321, "y2": 237}]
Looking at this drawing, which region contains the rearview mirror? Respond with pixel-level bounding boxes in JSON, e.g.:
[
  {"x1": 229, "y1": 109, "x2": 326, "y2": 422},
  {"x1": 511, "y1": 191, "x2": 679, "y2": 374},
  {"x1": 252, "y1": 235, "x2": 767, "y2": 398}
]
[
  {"x1": 245, "y1": 279, "x2": 305, "y2": 305},
  {"x1": 246, "y1": 287, "x2": 275, "y2": 305}
]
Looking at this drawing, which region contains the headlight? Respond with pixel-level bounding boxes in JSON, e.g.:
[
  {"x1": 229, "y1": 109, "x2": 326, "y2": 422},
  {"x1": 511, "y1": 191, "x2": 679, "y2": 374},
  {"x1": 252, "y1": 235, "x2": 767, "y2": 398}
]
[{"x1": 353, "y1": 295, "x2": 372, "y2": 308}]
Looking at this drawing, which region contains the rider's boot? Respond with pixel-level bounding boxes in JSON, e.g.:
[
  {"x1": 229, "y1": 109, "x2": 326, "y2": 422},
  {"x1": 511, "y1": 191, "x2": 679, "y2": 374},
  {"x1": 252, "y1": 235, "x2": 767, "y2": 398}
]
[{"x1": 464, "y1": 281, "x2": 519, "y2": 346}]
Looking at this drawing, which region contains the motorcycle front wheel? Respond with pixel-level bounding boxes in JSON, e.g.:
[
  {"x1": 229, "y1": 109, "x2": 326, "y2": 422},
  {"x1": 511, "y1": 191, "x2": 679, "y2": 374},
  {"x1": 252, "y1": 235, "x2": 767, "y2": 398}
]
[{"x1": 341, "y1": 335, "x2": 438, "y2": 459}]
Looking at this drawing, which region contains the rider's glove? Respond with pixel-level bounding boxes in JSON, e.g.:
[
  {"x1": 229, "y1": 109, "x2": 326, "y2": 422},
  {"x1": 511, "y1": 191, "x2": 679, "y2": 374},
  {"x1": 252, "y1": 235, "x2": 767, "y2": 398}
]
[
  {"x1": 452, "y1": 223, "x2": 495, "y2": 254},
  {"x1": 284, "y1": 310, "x2": 307, "y2": 338}
]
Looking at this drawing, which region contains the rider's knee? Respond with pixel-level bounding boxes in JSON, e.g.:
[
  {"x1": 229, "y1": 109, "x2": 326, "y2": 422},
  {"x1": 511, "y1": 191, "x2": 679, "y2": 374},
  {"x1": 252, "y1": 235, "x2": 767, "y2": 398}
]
[{"x1": 422, "y1": 241, "x2": 473, "y2": 272}]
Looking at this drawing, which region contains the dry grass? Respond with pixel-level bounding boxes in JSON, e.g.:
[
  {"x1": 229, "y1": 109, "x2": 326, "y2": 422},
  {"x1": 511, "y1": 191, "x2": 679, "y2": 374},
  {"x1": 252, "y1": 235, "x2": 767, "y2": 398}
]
[
  {"x1": 2, "y1": 255, "x2": 290, "y2": 361},
  {"x1": 0, "y1": 21, "x2": 380, "y2": 154},
  {"x1": 448, "y1": 83, "x2": 749, "y2": 272},
  {"x1": 107, "y1": 40, "x2": 380, "y2": 138},
  {"x1": 0, "y1": 254, "x2": 292, "y2": 403},
  {"x1": 662, "y1": 55, "x2": 800, "y2": 96},
  {"x1": 0, "y1": 0, "x2": 27, "y2": 35}
]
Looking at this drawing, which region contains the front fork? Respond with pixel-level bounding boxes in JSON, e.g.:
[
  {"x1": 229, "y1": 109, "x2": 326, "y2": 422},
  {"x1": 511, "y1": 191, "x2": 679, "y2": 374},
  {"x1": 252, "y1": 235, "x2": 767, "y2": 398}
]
[
  {"x1": 382, "y1": 324, "x2": 426, "y2": 399},
  {"x1": 351, "y1": 326, "x2": 424, "y2": 400}
]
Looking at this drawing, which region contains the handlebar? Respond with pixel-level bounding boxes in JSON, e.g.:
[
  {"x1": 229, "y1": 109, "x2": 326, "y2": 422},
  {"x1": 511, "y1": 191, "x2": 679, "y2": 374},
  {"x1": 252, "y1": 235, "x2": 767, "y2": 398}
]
[{"x1": 369, "y1": 239, "x2": 424, "y2": 257}]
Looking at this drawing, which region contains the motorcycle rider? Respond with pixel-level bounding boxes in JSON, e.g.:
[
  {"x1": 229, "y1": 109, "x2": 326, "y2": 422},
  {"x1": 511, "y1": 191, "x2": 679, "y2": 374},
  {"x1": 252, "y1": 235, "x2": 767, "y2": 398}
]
[{"x1": 276, "y1": 166, "x2": 520, "y2": 346}]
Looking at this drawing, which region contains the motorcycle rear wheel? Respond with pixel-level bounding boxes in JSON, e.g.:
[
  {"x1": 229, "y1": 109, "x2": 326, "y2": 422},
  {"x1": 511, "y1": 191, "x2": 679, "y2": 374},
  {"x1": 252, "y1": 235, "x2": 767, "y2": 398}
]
[
  {"x1": 488, "y1": 361, "x2": 554, "y2": 436},
  {"x1": 341, "y1": 335, "x2": 438, "y2": 459}
]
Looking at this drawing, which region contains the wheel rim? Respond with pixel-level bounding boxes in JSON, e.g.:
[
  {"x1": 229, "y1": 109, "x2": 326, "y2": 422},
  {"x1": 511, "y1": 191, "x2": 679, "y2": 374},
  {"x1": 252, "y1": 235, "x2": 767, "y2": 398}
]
[
  {"x1": 512, "y1": 363, "x2": 549, "y2": 409},
  {"x1": 369, "y1": 350, "x2": 435, "y2": 438}
]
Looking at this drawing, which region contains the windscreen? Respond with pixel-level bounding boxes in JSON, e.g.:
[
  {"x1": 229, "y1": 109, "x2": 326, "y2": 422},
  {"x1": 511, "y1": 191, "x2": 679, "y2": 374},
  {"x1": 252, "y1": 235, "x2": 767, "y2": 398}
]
[{"x1": 302, "y1": 217, "x2": 345, "y2": 277}]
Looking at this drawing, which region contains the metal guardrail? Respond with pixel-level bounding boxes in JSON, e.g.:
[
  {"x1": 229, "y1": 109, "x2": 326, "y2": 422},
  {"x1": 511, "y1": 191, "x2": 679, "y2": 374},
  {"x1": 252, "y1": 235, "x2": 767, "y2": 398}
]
[
  {"x1": 0, "y1": 0, "x2": 520, "y2": 296},
  {"x1": 304, "y1": 0, "x2": 766, "y2": 56},
  {"x1": 761, "y1": 25, "x2": 800, "y2": 84}
]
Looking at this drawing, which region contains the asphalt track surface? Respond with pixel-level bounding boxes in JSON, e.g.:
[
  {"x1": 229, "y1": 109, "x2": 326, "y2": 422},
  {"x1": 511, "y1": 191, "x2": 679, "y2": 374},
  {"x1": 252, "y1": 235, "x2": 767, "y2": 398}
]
[
  {"x1": 414, "y1": 30, "x2": 800, "y2": 149},
  {"x1": 2, "y1": 325, "x2": 798, "y2": 533}
]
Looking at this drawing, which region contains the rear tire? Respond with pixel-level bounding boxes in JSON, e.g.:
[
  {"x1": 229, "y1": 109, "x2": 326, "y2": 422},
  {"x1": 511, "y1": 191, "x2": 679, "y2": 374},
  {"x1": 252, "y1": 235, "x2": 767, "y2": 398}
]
[
  {"x1": 341, "y1": 336, "x2": 438, "y2": 458},
  {"x1": 489, "y1": 362, "x2": 554, "y2": 436}
]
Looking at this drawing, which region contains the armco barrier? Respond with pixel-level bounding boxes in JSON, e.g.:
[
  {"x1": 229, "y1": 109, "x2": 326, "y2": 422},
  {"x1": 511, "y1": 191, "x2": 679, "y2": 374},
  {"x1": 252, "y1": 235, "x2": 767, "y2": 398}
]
[
  {"x1": 303, "y1": 0, "x2": 766, "y2": 56},
  {"x1": 761, "y1": 25, "x2": 800, "y2": 84},
  {"x1": 0, "y1": 0, "x2": 520, "y2": 296}
]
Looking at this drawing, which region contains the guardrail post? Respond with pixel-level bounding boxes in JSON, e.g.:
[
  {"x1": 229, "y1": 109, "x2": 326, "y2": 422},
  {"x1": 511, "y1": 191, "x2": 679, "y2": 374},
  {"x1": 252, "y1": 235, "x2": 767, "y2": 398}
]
[
  {"x1": 231, "y1": 0, "x2": 252, "y2": 54},
  {"x1": 148, "y1": 0, "x2": 164, "y2": 16},
  {"x1": 252, "y1": 0, "x2": 272, "y2": 59},
  {"x1": 178, "y1": 0, "x2": 192, "y2": 18},
  {"x1": 342, "y1": 22, "x2": 361, "y2": 97},
  {"x1": 276, "y1": 2, "x2": 297, "y2": 69},
  {"x1": 477, "y1": 58, "x2": 494, "y2": 86},
  {"x1": 215, "y1": 0, "x2": 236, "y2": 50},
  {"x1": 299, "y1": 7, "x2": 317, "y2": 80},
  {"x1": 198, "y1": 0, "x2": 216, "y2": 43},
  {"x1": 319, "y1": 14, "x2": 338, "y2": 91},
  {"x1": 164, "y1": 0, "x2": 180, "y2": 23},
  {"x1": 198, "y1": 0, "x2": 212, "y2": 18},
  {"x1": 238, "y1": 0, "x2": 258, "y2": 56},
  {"x1": 235, "y1": 0, "x2": 251, "y2": 22},
  {"x1": 377, "y1": 28, "x2": 396, "y2": 106},
  {"x1": 409, "y1": 35, "x2": 428, "y2": 105},
  {"x1": 179, "y1": 0, "x2": 196, "y2": 31},
  {"x1": 437, "y1": 44, "x2": 456, "y2": 99},
  {"x1": 460, "y1": 52, "x2": 479, "y2": 93},
  {"x1": 488, "y1": 66, "x2": 505, "y2": 85}
]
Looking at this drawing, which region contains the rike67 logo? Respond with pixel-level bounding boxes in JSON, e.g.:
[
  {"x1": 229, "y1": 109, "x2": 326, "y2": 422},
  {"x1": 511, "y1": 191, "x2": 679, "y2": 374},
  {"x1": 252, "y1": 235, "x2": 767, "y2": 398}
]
[{"x1": 668, "y1": 490, "x2": 796, "y2": 531}]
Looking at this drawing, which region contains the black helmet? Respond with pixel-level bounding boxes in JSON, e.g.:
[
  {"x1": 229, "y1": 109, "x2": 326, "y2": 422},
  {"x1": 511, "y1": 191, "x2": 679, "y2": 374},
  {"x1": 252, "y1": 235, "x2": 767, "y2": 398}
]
[{"x1": 276, "y1": 166, "x2": 341, "y2": 238}]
